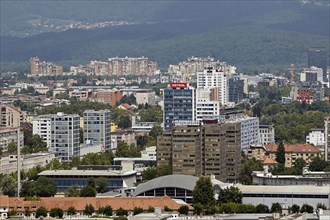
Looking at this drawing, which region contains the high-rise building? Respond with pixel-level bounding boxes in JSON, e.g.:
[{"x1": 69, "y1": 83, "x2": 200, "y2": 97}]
[
  {"x1": 163, "y1": 82, "x2": 195, "y2": 130},
  {"x1": 325, "y1": 117, "x2": 330, "y2": 161},
  {"x1": 259, "y1": 124, "x2": 275, "y2": 145},
  {"x1": 195, "y1": 88, "x2": 220, "y2": 121},
  {"x1": 228, "y1": 74, "x2": 244, "y2": 104},
  {"x1": 96, "y1": 89, "x2": 123, "y2": 106},
  {"x1": 197, "y1": 67, "x2": 228, "y2": 106},
  {"x1": 83, "y1": 109, "x2": 111, "y2": 150},
  {"x1": 29, "y1": 57, "x2": 63, "y2": 76},
  {"x1": 308, "y1": 47, "x2": 328, "y2": 81},
  {"x1": 157, "y1": 120, "x2": 241, "y2": 182},
  {"x1": 50, "y1": 113, "x2": 80, "y2": 161},
  {"x1": 34, "y1": 113, "x2": 80, "y2": 160},
  {"x1": 300, "y1": 66, "x2": 323, "y2": 83},
  {"x1": 0, "y1": 104, "x2": 26, "y2": 128}
]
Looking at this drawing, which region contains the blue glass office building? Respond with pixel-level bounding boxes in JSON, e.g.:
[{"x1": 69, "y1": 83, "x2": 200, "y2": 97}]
[{"x1": 163, "y1": 83, "x2": 195, "y2": 130}]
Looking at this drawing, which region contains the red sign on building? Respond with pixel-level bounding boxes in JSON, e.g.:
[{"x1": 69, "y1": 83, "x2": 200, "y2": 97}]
[{"x1": 170, "y1": 82, "x2": 188, "y2": 89}]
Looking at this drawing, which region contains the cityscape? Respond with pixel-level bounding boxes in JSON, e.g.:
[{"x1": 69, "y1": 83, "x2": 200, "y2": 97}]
[{"x1": 0, "y1": 1, "x2": 329, "y2": 220}]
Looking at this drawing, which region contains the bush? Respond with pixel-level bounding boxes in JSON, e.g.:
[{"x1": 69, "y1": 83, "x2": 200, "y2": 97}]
[
  {"x1": 83, "y1": 204, "x2": 95, "y2": 216},
  {"x1": 67, "y1": 206, "x2": 76, "y2": 216},
  {"x1": 300, "y1": 204, "x2": 313, "y2": 213},
  {"x1": 256, "y1": 204, "x2": 269, "y2": 213},
  {"x1": 178, "y1": 205, "x2": 189, "y2": 215},
  {"x1": 164, "y1": 206, "x2": 172, "y2": 212},
  {"x1": 193, "y1": 203, "x2": 203, "y2": 215},
  {"x1": 8, "y1": 210, "x2": 17, "y2": 217},
  {"x1": 116, "y1": 207, "x2": 128, "y2": 216},
  {"x1": 50, "y1": 208, "x2": 64, "y2": 218},
  {"x1": 133, "y1": 207, "x2": 144, "y2": 215},
  {"x1": 289, "y1": 204, "x2": 300, "y2": 213},
  {"x1": 147, "y1": 206, "x2": 154, "y2": 213},
  {"x1": 317, "y1": 203, "x2": 327, "y2": 210},
  {"x1": 271, "y1": 203, "x2": 282, "y2": 213},
  {"x1": 36, "y1": 207, "x2": 48, "y2": 218}
]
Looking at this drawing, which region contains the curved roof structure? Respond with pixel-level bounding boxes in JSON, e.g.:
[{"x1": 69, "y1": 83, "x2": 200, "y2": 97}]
[{"x1": 133, "y1": 174, "x2": 199, "y2": 196}]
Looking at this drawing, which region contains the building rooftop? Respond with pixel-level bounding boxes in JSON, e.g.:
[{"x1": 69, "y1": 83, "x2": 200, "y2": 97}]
[
  {"x1": 236, "y1": 184, "x2": 329, "y2": 194},
  {"x1": 265, "y1": 144, "x2": 320, "y2": 153},
  {"x1": 38, "y1": 169, "x2": 136, "y2": 177}
]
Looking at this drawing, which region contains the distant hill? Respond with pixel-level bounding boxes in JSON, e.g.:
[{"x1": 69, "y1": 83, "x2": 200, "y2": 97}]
[{"x1": 0, "y1": 0, "x2": 328, "y2": 72}]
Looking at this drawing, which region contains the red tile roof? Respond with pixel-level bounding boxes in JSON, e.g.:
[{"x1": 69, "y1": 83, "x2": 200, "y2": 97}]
[
  {"x1": 264, "y1": 144, "x2": 320, "y2": 153},
  {"x1": 262, "y1": 157, "x2": 277, "y2": 165},
  {"x1": 7, "y1": 196, "x2": 190, "y2": 211}
]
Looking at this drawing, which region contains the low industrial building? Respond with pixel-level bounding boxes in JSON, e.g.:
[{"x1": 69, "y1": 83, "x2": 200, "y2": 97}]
[{"x1": 38, "y1": 168, "x2": 137, "y2": 193}]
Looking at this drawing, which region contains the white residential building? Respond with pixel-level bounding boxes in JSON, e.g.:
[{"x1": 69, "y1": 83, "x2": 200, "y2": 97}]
[
  {"x1": 0, "y1": 152, "x2": 55, "y2": 175},
  {"x1": 0, "y1": 128, "x2": 24, "y2": 152},
  {"x1": 34, "y1": 112, "x2": 80, "y2": 160},
  {"x1": 197, "y1": 67, "x2": 228, "y2": 107},
  {"x1": 259, "y1": 124, "x2": 275, "y2": 145},
  {"x1": 195, "y1": 88, "x2": 220, "y2": 121},
  {"x1": 135, "y1": 90, "x2": 156, "y2": 106},
  {"x1": 324, "y1": 117, "x2": 330, "y2": 161},
  {"x1": 300, "y1": 66, "x2": 323, "y2": 83},
  {"x1": 33, "y1": 115, "x2": 52, "y2": 148},
  {"x1": 306, "y1": 128, "x2": 325, "y2": 147},
  {"x1": 225, "y1": 114, "x2": 259, "y2": 151}
]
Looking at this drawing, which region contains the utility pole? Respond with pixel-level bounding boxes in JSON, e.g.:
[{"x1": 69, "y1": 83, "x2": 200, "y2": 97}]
[{"x1": 17, "y1": 125, "x2": 21, "y2": 197}]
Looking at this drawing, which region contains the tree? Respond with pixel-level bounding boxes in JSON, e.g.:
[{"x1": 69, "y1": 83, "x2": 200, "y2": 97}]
[
  {"x1": 7, "y1": 141, "x2": 17, "y2": 153},
  {"x1": 289, "y1": 204, "x2": 300, "y2": 213},
  {"x1": 83, "y1": 204, "x2": 95, "y2": 216},
  {"x1": 147, "y1": 206, "x2": 154, "y2": 213},
  {"x1": 118, "y1": 115, "x2": 132, "y2": 129},
  {"x1": 141, "y1": 165, "x2": 172, "y2": 182},
  {"x1": 36, "y1": 207, "x2": 48, "y2": 218},
  {"x1": 309, "y1": 156, "x2": 329, "y2": 171},
  {"x1": 239, "y1": 158, "x2": 263, "y2": 184},
  {"x1": 65, "y1": 185, "x2": 80, "y2": 197},
  {"x1": 317, "y1": 203, "x2": 327, "y2": 210},
  {"x1": 178, "y1": 205, "x2": 189, "y2": 215},
  {"x1": 133, "y1": 207, "x2": 144, "y2": 215},
  {"x1": 275, "y1": 141, "x2": 285, "y2": 164},
  {"x1": 50, "y1": 208, "x2": 64, "y2": 218},
  {"x1": 300, "y1": 204, "x2": 313, "y2": 213},
  {"x1": 67, "y1": 206, "x2": 77, "y2": 216},
  {"x1": 116, "y1": 207, "x2": 128, "y2": 216},
  {"x1": 102, "y1": 205, "x2": 113, "y2": 216},
  {"x1": 95, "y1": 177, "x2": 108, "y2": 193},
  {"x1": 256, "y1": 204, "x2": 269, "y2": 213},
  {"x1": 115, "y1": 141, "x2": 141, "y2": 158},
  {"x1": 293, "y1": 158, "x2": 306, "y2": 175},
  {"x1": 80, "y1": 185, "x2": 97, "y2": 197},
  {"x1": 193, "y1": 203, "x2": 203, "y2": 215},
  {"x1": 271, "y1": 203, "x2": 282, "y2": 213},
  {"x1": 34, "y1": 176, "x2": 57, "y2": 197},
  {"x1": 218, "y1": 187, "x2": 242, "y2": 204},
  {"x1": 192, "y1": 176, "x2": 215, "y2": 206},
  {"x1": 149, "y1": 125, "x2": 163, "y2": 140},
  {"x1": 164, "y1": 206, "x2": 172, "y2": 212},
  {"x1": 0, "y1": 175, "x2": 17, "y2": 196}
]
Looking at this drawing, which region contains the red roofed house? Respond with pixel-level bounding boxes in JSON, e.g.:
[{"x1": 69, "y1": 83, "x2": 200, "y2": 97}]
[{"x1": 264, "y1": 144, "x2": 321, "y2": 167}]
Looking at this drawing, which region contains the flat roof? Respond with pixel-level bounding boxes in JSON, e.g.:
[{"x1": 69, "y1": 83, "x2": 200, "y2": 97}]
[
  {"x1": 114, "y1": 157, "x2": 156, "y2": 161},
  {"x1": 236, "y1": 184, "x2": 330, "y2": 194},
  {"x1": 38, "y1": 169, "x2": 136, "y2": 177}
]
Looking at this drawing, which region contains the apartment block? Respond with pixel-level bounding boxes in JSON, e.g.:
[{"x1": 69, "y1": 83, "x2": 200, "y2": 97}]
[
  {"x1": 195, "y1": 88, "x2": 220, "y2": 122},
  {"x1": 157, "y1": 120, "x2": 241, "y2": 182},
  {"x1": 290, "y1": 82, "x2": 324, "y2": 104},
  {"x1": 108, "y1": 56, "x2": 157, "y2": 76},
  {"x1": 0, "y1": 104, "x2": 26, "y2": 128},
  {"x1": 135, "y1": 90, "x2": 156, "y2": 106},
  {"x1": 306, "y1": 128, "x2": 325, "y2": 147},
  {"x1": 163, "y1": 82, "x2": 195, "y2": 130},
  {"x1": 0, "y1": 152, "x2": 55, "y2": 175},
  {"x1": 197, "y1": 67, "x2": 228, "y2": 107},
  {"x1": 300, "y1": 66, "x2": 324, "y2": 83},
  {"x1": 83, "y1": 109, "x2": 111, "y2": 150},
  {"x1": 0, "y1": 128, "x2": 24, "y2": 152},
  {"x1": 29, "y1": 57, "x2": 63, "y2": 76},
  {"x1": 259, "y1": 124, "x2": 275, "y2": 145},
  {"x1": 34, "y1": 113, "x2": 80, "y2": 160},
  {"x1": 264, "y1": 144, "x2": 321, "y2": 167},
  {"x1": 96, "y1": 89, "x2": 123, "y2": 106}
]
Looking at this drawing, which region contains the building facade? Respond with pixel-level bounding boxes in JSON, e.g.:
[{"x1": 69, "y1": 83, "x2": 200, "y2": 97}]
[
  {"x1": 96, "y1": 89, "x2": 123, "y2": 106},
  {"x1": 0, "y1": 104, "x2": 26, "y2": 128},
  {"x1": 306, "y1": 128, "x2": 325, "y2": 148},
  {"x1": 197, "y1": 67, "x2": 228, "y2": 106},
  {"x1": 228, "y1": 74, "x2": 244, "y2": 104},
  {"x1": 0, "y1": 128, "x2": 24, "y2": 152},
  {"x1": 135, "y1": 90, "x2": 156, "y2": 106},
  {"x1": 163, "y1": 82, "x2": 195, "y2": 130},
  {"x1": 325, "y1": 117, "x2": 330, "y2": 161},
  {"x1": 83, "y1": 109, "x2": 111, "y2": 150},
  {"x1": 33, "y1": 115, "x2": 52, "y2": 148},
  {"x1": 259, "y1": 124, "x2": 275, "y2": 145},
  {"x1": 157, "y1": 120, "x2": 241, "y2": 182},
  {"x1": 29, "y1": 57, "x2": 63, "y2": 76}
]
